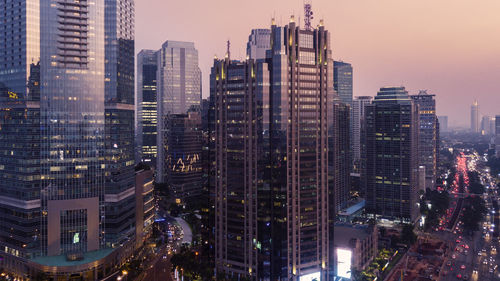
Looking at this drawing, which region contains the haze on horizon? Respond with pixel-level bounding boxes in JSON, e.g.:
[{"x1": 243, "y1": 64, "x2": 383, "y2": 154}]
[{"x1": 136, "y1": 0, "x2": 500, "y2": 127}]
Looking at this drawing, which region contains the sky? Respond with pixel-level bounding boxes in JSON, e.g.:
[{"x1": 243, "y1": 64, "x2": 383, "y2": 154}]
[{"x1": 136, "y1": 0, "x2": 500, "y2": 127}]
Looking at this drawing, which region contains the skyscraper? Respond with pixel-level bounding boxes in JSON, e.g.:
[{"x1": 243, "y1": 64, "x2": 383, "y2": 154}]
[
  {"x1": 136, "y1": 50, "x2": 158, "y2": 164},
  {"x1": 104, "y1": 0, "x2": 136, "y2": 249},
  {"x1": 411, "y1": 90, "x2": 438, "y2": 190},
  {"x1": 246, "y1": 29, "x2": 271, "y2": 60},
  {"x1": 0, "y1": 0, "x2": 136, "y2": 278},
  {"x1": 471, "y1": 100, "x2": 479, "y2": 133},
  {"x1": 438, "y1": 116, "x2": 448, "y2": 133},
  {"x1": 364, "y1": 87, "x2": 419, "y2": 222},
  {"x1": 481, "y1": 116, "x2": 495, "y2": 135},
  {"x1": 213, "y1": 18, "x2": 333, "y2": 280},
  {"x1": 352, "y1": 96, "x2": 373, "y2": 171},
  {"x1": 156, "y1": 41, "x2": 201, "y2": 183},
  {"x1": 333, "y1": 61, "x2": 353, "y2": 106},
  {"x1": 496, "y1": 115, "x2": 500, "y2": 158},
  {"x1": 332, "y1": 101, "x2": 351, "y2": 214},
  {"x1": 163, "y1": 110, "x2": 203, "y2": 202}
]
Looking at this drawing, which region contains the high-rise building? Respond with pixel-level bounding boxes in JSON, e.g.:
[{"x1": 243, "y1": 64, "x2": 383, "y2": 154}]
[
  {"x1": 0, "y1": 0, "x2": 137, "y2": 278},
  {"x1": 411, "y1": 90, "x2": 438, "y2": 190},
  {"x1": 333, "y1": 61, "x2": 353, "y2": 106},
  {"x1": 136, "y1": 50, "x2": 158, "y2": 164},
  {"x1": 481, "y1": 116, "x2": 495, "y2": 135},
  {"x1": 156, "y1": 41, "x2": 201, "y2": 183},
  {"x1": 246, "y1": 29, "x2": 271, "y2": 60},
  {"x1": 364, "y1": 87, "x2": 419, "y2": 222},
  {"x1": 213, "y1": 18, "x2": 333, "y2": 280},
  {"x1": 104, "y1": 0, "x2": 136, "y2": 249},
  {"x1": 438, "y1": 116, "x2": 448, "y2": 133},
  {"x1": 332, "y1": 101, "x2": 351, "y2": 214},
  {"x1": 471, "y1": 100, "x2": 480, "y2": 133},
  {"x1": 162, "y1": 110, "x2": 203, "y2": 202},
  {"x1": 496, "y1": 115, "x2": 500, "y2": 158},
  {"x1": 352, "y1": 96, "x2": 373, "y2": 171}
]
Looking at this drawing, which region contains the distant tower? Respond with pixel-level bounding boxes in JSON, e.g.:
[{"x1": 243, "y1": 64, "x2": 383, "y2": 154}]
[
  {"x1": 471, "y1": 100, "x2": 479, "y2": 133},
  {"x1": 304, "y1": 0, "x2": 314, "y2": 30}
]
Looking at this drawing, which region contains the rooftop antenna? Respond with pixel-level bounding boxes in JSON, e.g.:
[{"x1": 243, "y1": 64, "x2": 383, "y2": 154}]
[
  {"x1": 304, "y1": 0, "x2": 314, "y2": 31},
  {"x1": 226, "y1": 40, "x2": 230, "y2": 60}
]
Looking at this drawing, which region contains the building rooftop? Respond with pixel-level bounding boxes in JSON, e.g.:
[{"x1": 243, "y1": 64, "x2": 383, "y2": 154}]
[
  {"x1": 334, "y1": 223, "x2": 374, "y2": 248},
  {"x1": 31, "y1": 248, "x2": 115, "y2": 267},
  {"x1": 338, "y1": 199, "x2": 365, "y2": 216}
]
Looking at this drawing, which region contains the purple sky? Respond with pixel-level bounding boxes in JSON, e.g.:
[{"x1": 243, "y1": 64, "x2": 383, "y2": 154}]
[{"x1": 136, "y1": 0, "x2": 500, "y2": 127}]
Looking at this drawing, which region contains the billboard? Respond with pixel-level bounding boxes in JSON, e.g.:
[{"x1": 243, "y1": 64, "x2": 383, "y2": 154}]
[
  {"x1": 299, "y1": 271, "x2": 321, "y2": 281},
  {"x1": 336, "y1": 248, "x2": 352, "y2": 279}
]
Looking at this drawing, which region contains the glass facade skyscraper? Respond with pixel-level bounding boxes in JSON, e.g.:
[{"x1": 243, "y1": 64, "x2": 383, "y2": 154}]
[
  {"x1": 156, "y1": 41, "x2": 201, "y2": 183},
  {"x1": 333, "y1": 61, "x2": 353, "y2": 106},
  {"x1": 103, "y1": 0, "x2": 136, "y2": 248},
  {"x1": 0, "y1": 0, "x2": 136, "y2": 278},
  {"x1": 136, "y1": 50, "x2": 158, "y2": 164},
  {"x1": 352, "y1": 96, "x2": 373, "y2": 172}
]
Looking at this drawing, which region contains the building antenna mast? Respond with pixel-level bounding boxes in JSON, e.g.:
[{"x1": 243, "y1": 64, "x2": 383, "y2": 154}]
[{"x1": 304, "y1": 0, "x2": 314, "y2": 31}]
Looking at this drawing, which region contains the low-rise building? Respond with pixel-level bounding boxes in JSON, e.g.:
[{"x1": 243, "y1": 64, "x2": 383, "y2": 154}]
[{"x1": 334, "y1": 223, "x2": 378, "y2": 279}]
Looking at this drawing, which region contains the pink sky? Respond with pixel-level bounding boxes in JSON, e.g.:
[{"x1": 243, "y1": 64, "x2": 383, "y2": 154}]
[{"x1": 136, "y1": 0, "x2": 500, "y2": 127}]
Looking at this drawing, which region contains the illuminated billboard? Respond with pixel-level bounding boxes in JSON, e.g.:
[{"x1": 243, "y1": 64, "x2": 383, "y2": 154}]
[
  {"x1": 336, "y1": 248, "x2": 352, "y2": 279},
  {"x1": 299, "y1": 272, "x2": 321, "y2": 281}
]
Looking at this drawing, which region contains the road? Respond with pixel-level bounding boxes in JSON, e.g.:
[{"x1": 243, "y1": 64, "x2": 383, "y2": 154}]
[
  {"x1": 439, "y1": 151, "x2": 500, "y2": 281},
  {"x1": 142, "y1": 248, "x2": 173, "y2": 281}
]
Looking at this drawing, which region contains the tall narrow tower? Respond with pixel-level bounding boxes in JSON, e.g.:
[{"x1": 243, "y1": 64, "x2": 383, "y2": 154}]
[
  {"x1": 471, "y1": 100, "x2": 480, "y2": 133},
  {"x1": 213, "y1": 18, "x2": 334, "y2": 281}
]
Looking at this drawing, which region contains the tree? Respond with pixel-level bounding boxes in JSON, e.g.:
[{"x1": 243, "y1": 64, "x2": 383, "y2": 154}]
[
  {"x1": 462, "y1": 195, "x2": 487, "y2": 233},
  {"x1": 401, "y1": 224, "x2": 417, "y2": 246}
]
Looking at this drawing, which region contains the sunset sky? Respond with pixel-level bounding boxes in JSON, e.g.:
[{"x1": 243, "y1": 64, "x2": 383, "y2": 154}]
[{"x1": 136, "y1": 0, "x2": 500, "y2": 127}]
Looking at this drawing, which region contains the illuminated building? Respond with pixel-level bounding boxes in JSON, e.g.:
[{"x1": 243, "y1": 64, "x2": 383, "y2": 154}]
[
  {"x1": 411, "y1": 90, "x2": 439, "y2": 190},
  {"x1": 156, "y1": 41, "x2": 202, "y2": 183},
  {"x1": 162, "y1": 110, "x2": 203, "y2": 202},
  {"x1": 104, "y1": 0, "x2": 137, "y2": 250},
  {"x1": 135, "y1": 167, "x2": 155, "y2": 249},
  {"x1": 213, "y1": 18, "x2": 333, "y2": 280},
  {"x1": 471, "y1": 100, "x2": 480, "y2": 133},
  {"x1": 333, "y1": 224, "x2": 378, "y2": 278},
  {"x1": 0, "y1": 0, "x2": 137, "y2": 279},
  {"x1": 137, "y1": 50, "x2": 159, "y2": 164},
  {"x1": 364, "y1": 87, "x2": 419, "y2": 222}
]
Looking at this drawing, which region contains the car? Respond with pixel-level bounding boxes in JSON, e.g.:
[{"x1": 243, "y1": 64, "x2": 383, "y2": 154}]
[
  {"x1": 457, "y1": 274, "x2": 462, "y2": 279},
  {"x1": 452, "y1": 254, "x2": 457, "y2": 259},
  {"x1": 463, "y1": 275, "x2": 469, "y2": 280},
  {"x1": 162, "y1": 255, "x2": 167, "y2": 259},
  {"x1": 478, "y1": 251, "x2": 482, "y2": 256},
  {"x1": 447, "y1": 261, "x2": 452, "y2": 266},
  {"x1": 460, "y1": 265, "x2": 466, "y2": 270}
]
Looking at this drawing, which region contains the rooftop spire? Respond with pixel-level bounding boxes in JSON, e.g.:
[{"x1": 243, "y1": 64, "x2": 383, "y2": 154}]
[{"x1": 304, "y1": 0, "x2": 314, "y2": 30}]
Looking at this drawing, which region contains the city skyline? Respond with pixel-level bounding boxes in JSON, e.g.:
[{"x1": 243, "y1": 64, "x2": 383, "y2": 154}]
[{"x1": 135, "y1": 0, "x2": 500, "y2": 127}]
